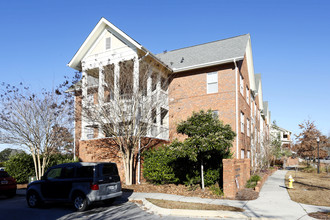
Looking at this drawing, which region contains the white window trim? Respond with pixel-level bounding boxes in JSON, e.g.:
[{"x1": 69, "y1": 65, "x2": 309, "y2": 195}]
[
  {"x1": 247, "y1": 118, "x2": 250, "y2": 137},
  {"x1": 241, "y1": 112, "x2": 245, "y2": 133},
  {"x1": 207, "y1": 72, "x2": 218, "y2": 94},
  {"x1": 246, "y1": 86, "x2": 249, "y2": 104},
  {"x1": 241, "y1": 150, "x2": 245, "y2": 159},
  {"x1": 85, "y1": 127, "x2": 94, "y2": 140},
  {"x1": 239, "y1": 74, "x2": 244, "y2": 95}
]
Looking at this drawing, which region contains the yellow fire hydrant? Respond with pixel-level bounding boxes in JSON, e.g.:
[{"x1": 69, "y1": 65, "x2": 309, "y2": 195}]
[{"x1": 288, "y1": 175, "x2": 294, "y2": 189}]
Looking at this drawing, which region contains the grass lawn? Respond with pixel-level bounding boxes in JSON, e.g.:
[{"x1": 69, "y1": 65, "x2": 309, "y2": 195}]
[{"x1": 286, "y1": 170, "x2": 330, "y2": 207}]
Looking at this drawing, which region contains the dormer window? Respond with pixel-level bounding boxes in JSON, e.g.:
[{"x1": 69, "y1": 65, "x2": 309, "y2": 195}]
[{"x1": 105, "y1": 37, "x2": 111, "y2": 50}]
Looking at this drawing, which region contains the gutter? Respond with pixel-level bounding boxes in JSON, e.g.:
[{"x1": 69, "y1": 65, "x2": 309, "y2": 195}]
[{"x1": 173, "y1": 56, "x2": 244, "y2": 73}]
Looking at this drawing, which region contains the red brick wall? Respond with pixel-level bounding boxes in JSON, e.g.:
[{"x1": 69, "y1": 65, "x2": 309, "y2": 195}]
[
  {"x1": 78, "y1": 137, "x2": 167, "y2": 184},
  {"x1": 168, "y1": 63, "x2": 237, "y2": 151},
  {"x1": 74, "y1": 94, "x2": 82, "y2": 158},
  {"x1": 237, "y1": 57, "x2": 252, "y2": 158},
  {"x1": 223, "y1": 158, "x2": 251, "y2": 198}
]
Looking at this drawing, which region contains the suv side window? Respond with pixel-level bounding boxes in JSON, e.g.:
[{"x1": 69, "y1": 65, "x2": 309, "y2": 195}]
[
  {"x1": 46, "y1": 168, "x2": 62, "y2": 180},
  {"x1": 61, "y1": 167, "x2": 74, "y2": 179}
]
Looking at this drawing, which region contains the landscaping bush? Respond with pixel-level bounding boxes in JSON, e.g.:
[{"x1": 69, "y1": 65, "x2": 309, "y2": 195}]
[
  {"x1": 5, "y1": 153, "x2": 76, "y2": 183},
  {"x1": 5, "y1": 153, "x2": 34, "y2": 184},
  {"x1": 143, "y1": 146, "x2": 179, "y2": 184},
  {"x1": 245, "y1": 175, "x2": 261, "y2": 189},
  {"x1": 204, "y1": 169, "x2": 221, "y2": 186},
  {"x1": 209, "y1": 183, "x2": 224, "y2": 196}
]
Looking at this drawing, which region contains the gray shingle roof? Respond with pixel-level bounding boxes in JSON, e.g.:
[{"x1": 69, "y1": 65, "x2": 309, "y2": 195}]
[{"x1": 155, "y1": 34, "x2": 250, "y2": 71}]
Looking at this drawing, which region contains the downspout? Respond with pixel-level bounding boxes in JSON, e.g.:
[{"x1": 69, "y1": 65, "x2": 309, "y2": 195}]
[{"x1": 234, "y1": 59, "x2": 239, "y2": 159}]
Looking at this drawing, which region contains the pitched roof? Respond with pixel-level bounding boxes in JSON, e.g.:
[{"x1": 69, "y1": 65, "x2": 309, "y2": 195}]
[{"x1": 155, "y1": 34, "x2": 250, "y2": 72}]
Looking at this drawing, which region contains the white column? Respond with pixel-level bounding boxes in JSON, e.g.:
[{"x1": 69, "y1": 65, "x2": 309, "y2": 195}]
[
  {"x1": 133, "y1": 57, "x2": 139, "y2": 136},
  {"x1": 156, "y1": 72, "x2": 161, "y2": 137},
  {"x1": 146, "y1": 68, "x2": 152, "y2": 137},
  {"x1": 113, "y1": 63, "x2": 120, "y2": 132},
  {"x1": 98, "y1": 64, "x2": 104, "y2": 138},
  {"x1": 81, "y1": 68, "x2": 88, "y2": 140}
]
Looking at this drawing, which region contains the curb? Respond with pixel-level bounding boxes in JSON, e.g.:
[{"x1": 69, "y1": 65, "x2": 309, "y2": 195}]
[{"x1": 131, "y1": 198, "x2": 251, "y2": 219}]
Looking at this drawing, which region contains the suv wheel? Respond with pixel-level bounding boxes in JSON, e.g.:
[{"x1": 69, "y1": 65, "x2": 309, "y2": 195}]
[
  {"x1": 27, "y1": 191, "x2": 41, "y2": 208},
  {"x1": 73, "y1": 193, "x2": 88, "y2": 212}
]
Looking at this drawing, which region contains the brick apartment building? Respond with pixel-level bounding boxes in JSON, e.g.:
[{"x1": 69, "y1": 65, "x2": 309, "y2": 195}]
[{"x1": 68, "y1": 18, "x2": 271, "y2": 183}]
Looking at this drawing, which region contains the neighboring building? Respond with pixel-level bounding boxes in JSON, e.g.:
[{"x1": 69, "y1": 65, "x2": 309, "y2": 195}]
[
  {"x1": 270, "y1": 125, "x2": 293, "y2": 149},
  {"x1": 68, "y1": 18, "x2": 271, "y2": 181}
]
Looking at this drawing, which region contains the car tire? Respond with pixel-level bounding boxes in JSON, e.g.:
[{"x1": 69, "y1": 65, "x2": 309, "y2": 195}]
[
  {"x1": 27, "y1": 191, "x2": 41, "y2": 208},
  {"x1": 73, "y1": 193, "x2": 88, "y2": 212},
  {"x1": 103, "y1": 198, "x2": 116, "y2": 205},
  {"x1": 6, "y1": 189, "x2": 16, "y2": 198}
]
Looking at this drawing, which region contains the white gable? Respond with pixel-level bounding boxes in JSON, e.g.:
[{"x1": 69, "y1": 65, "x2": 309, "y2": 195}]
[{"x1": 68, "y1": 18, "x2": 143, "y2": 71}]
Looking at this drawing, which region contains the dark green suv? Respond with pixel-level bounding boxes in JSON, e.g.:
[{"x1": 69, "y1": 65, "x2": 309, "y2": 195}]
[{"x1": 26, "y1": 162, "x2": 122, "y2": 211}]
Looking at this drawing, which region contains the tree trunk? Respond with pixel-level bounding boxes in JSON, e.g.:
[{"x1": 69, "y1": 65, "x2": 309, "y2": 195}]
[
  {"x1": 201, "y1": 158, "x2": 204, "y2": 190},
  {"x1": 31, "y1": 152, "x2": 38, "y2": 180},
  {"x1": 37, "y1": 150, "x2": 41, "y2": 180}
]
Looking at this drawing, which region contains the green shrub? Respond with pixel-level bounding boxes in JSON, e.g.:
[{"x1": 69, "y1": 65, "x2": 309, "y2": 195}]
[
  {"x1": 143, "y1": 147, "x2": 178, "y2": 184},
  {"x1": 204, "y1": 169, "x2": 220, "y2": 186},
  {"x1": 250, "y1": 175, "x2": 261, "y2": 182},
  {"x1": 209, "y1": 183, "x2": 224, "y2": 196},
  {"x1": 245, "y1": 175, "x2": 261, "y2": 189},
  {"x1": 5, "y1": 153, "x2": 76, "y2": 183},
  {"x1": 4, "y1": 153, "x2": 34, "y2": 184}
]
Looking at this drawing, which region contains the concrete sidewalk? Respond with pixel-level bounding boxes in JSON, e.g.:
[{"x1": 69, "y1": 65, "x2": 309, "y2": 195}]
[{"x1": 128, "y1": 170, "x2": 330, "y2": 219}]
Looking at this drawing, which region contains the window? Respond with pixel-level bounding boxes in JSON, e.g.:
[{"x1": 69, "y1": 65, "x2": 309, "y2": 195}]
[
  {"x1": 247, "y1": 118, "x2": 250, "y2": 137},
  {"x1": 247, "y1": 151, "x2": 250, "y2": 159},
  {"x1": 119, "y1": 60, "x2": 134, "y2": 98},
  {"x1": 61, "y1": 167, "x2": 74, "y2": 179},
  {"x1": 254, "y1": 103, "x2": 257, "y2": 117},
  {"x1": 240, "y1": 112, "x2": 245, "y2": 133},
  {"x1": 212, "y1": 110, "x2": 219, "y2": 119},
  {"x1": 207, "y1": 72, "x2": 218, "y2": 94},
  {"x1": 161, "y1": 108, "x2": 168, "y2": 125},
  {"x1": 151, "y1": 72, "x2": 158, "y2": 92},
  {"x1": 86, "y1": 93, "x2": 94, "y2": 104},
  {"x1": 85, "y1": 127, "x2": 94, "y2": 139},
  {"x1": 76, "y1": 166, "x2": 94, "y2": 178},
  {"x1": 161, "y1": 76, "x2": 168, "y2": 91},
  {"x1": 105, "y1": 37, "x2": 111, "y2": 50},
  {"x1": 241, "y1": 150, "x2": 245, "y2": 159},
  {"x1": 246, "y1": 86, "x2": 249, "y2": 103},
  {"x1": 240, "y1": 74, "x2": 244, "y2": 94},
  {"x1": 152, "y1": 108, "x2": 157, "y2": 124},
  {"x1": 283, "y1": 134, "x2": 288, "y2": 139},
  {"x1": 46, "y1": 168, "x2": 62, "y2": 180},
  {"x1": 102, "y1": 164, "x2": 118, "y2": 176}
]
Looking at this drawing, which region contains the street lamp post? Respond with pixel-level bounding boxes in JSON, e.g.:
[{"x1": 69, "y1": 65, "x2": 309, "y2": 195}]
[{"x1": 317, "y1": 137, "x2": 320, "y2": 174}]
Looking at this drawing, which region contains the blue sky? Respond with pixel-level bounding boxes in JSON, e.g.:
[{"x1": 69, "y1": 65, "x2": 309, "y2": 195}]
[{"x1": 0, "y1": 0, "x2": 329, "y2": 150}]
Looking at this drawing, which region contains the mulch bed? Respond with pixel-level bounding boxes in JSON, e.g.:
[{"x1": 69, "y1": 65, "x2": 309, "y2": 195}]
[
  {"x1": 308, "y1": 212, "x2": 330, "y2": 220},
  {"x1": 236, "y1": 188, "x2": 259, "y2": 200},
  {"x1": 123, "y1": 183, "x2": 224, "y2": 199}
]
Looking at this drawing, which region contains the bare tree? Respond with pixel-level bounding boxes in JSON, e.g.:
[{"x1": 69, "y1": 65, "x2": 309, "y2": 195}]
[
  {"x1": 81, "y1": 58, "x2": 171, "y2": 185},
  {"x1": 0, "y1": 84, "x2": 74, "y2": 180}
]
